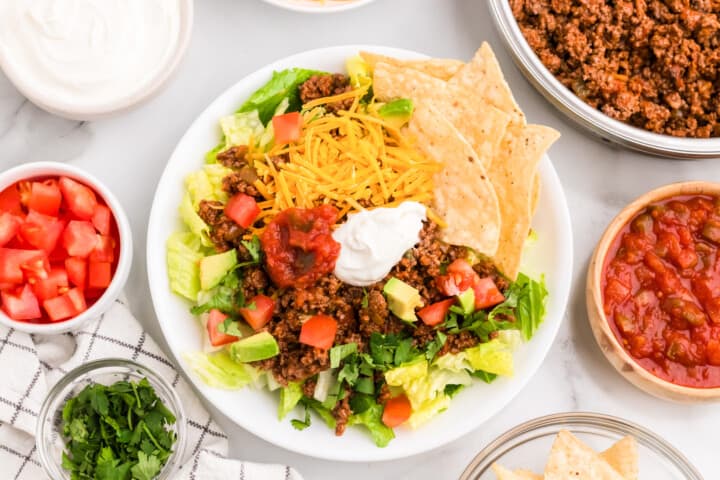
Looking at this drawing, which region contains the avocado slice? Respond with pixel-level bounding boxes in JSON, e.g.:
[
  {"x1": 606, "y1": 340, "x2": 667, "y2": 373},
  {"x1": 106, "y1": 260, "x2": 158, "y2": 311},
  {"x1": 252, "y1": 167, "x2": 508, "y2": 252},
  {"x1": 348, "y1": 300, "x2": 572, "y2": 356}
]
[
  {"x1": 230, "y1": 332, "x2": 279, "y2": 363},
  {"x1": 383, "y1": 277, "x2": 423, "y2": 322},
  {"x1": 378, "y1": 99, "x2": 414, "y2": 130},
  {"x1": 200, "y1": 249, "x2": 237, "y2": 291},
  {"x1": 457, "y1": 288, "x2": 475, "y2": 315}
]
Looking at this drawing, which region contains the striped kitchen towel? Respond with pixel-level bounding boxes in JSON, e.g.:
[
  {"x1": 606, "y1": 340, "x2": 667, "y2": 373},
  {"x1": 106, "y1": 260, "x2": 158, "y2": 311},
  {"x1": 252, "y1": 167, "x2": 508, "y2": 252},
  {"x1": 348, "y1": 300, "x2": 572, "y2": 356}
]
[{"x1": 0, "y1": 299, "x2": 303, "y2": 480}]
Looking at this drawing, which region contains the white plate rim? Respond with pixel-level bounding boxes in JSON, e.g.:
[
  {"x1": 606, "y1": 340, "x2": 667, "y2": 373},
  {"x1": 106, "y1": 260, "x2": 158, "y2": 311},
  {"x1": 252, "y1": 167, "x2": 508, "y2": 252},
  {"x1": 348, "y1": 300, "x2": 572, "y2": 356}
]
[
  {"x1": 147, "y1": 44, "x2": 574, "y2": 462},
  {"x1": 260, "y1": 0, "x2": 376, "y2": 13}
]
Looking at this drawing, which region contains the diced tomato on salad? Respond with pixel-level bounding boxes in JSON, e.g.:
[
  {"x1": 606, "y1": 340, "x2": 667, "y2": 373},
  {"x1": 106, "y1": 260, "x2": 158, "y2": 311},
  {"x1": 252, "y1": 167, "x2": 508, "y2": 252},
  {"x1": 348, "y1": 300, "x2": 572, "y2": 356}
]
[
  {"x1": 272, "y1": 112, "x2": 303, "y2": 144},
  {"x1": 0, "y1": 176, "x2": 119, "y2": 323},
  {"x1": 381, "y1": 394, "x2": 412, "y2": 428},
  {"x1": 225, "y1": 193, "x2": 260, "y2": 228},
  {"x1": 239, "y1": 294, "x2": 275, "y2": 330},
  {"x1": 206, "y1": 309, "x2": 238, "y2": 347},
  {"x1": 417, "y1": 298, "x2": 455, "y2": 326},
  {"x1": 299, "y1": 314, "x2": 338, "y2": 350}
]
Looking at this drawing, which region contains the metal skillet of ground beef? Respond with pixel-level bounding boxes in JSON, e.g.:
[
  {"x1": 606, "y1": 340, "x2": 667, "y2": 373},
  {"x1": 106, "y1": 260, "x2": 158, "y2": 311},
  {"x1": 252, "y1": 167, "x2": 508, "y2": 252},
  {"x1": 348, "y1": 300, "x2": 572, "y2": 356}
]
[
  {"x1": 299, "y1": 74, "x2": 354, "y2": 113},
  {"x1": 512, "y1": 0, "x2": 720, "y2": 137}
]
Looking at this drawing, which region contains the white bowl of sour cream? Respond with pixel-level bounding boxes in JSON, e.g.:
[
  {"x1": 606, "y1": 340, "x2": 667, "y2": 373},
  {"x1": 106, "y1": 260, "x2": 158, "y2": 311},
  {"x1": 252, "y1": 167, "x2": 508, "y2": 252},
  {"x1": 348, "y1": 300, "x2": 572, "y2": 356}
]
[{"x1": 0, "y1": 0, "x2": 193, "y2": 120}]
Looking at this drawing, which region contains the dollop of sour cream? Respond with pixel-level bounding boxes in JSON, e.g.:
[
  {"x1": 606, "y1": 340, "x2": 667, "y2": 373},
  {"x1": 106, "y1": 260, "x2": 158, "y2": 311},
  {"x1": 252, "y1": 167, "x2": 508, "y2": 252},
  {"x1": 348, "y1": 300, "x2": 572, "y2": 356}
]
[
  {"x1": 332, "y1": 201, "x2": 426, "y2": 286},
  {"x1": 0, "y1": 0, "x2": 181, "y2": 110}
]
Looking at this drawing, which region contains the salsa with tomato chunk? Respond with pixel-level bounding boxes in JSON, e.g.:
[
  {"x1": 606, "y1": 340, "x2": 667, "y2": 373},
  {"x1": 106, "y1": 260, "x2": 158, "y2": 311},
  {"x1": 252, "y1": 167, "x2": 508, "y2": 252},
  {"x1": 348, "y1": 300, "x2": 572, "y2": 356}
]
[
  {"x1": 603, "y1": 195, "x2": 720, "y2": 388},
  {"x1": 0, "y1": 176, "x2": 120, "y2": 323}
]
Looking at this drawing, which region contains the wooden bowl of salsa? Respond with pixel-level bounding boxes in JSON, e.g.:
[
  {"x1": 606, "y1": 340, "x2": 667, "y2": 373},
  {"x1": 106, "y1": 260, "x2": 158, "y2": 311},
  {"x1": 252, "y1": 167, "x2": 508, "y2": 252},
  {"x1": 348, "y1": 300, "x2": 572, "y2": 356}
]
[{"x1": 587, "y1": 181, "x2": 720, "y2": 402}]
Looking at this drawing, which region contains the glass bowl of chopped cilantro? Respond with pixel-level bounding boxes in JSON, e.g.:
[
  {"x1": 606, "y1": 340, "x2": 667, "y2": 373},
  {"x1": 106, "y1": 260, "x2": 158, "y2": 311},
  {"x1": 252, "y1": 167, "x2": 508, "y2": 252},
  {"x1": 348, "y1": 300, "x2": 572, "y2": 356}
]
[{"x1": 36, "y1": 358, "x2": 187, "y2": 480}]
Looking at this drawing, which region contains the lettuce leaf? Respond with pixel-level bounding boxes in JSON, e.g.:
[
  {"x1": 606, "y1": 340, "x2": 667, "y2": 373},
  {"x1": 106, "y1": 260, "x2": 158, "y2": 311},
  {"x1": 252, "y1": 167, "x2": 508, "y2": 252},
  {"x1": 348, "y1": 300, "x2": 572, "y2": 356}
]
[
  {"x1": 220, "y1": 110, "x2": 265, "y2": 147},
  {"x1": 464, "y1": 339, "x2": 514, "y2": 377},
  {"x1": 347, "y1": 403, "x2": 395, "y2": 447},
  {"x1": 384, "y1": 357, "x2": 471, "y2": 428},
  {"x1": 167, "y1": 232, "x2": 205, "y2": 301},
  {"x1": 183, "y1": 351, "x2": 252, "y2": 389},
  {"x1": 489, "y1": 273, "x2": 548, "y2": 341},
  {"x1": 238, "y1": 68, "x2": 325, "y2": 124},
  {"x1": 178, "y1": 193, "x2": 211, "y2": 248},
  {"x1": 278, "y1": 382, "x2": 303, "y2": 420}
]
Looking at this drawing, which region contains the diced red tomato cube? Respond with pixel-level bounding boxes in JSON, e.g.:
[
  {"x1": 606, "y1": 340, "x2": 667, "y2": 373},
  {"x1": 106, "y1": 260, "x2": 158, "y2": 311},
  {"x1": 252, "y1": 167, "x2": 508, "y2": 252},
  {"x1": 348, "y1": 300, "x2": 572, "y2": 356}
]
[
  {"x1": 28, "y1": 180, "x2": 62, "y2": 216},
  {"x1": 43, "y1": 295, "x2": 76, "y2": 321},
  {"x1": 0, "y1": 184, "x2": 23, "y2": 216},
  {"x1": 299, "y1": 315, "x2": 337, "y2": 350},
  {"x1": 206, "y1": 309, "x2": 238, "y2": 347},
  {"x1": 0, "y1": 213, "x2": 21, "y2": 247},
  {"x1": 472, "y1": 277, "x2": 505, "y2": 310},
  {"x1": 436, "y1": 259, "x2": 481, "y2": 297},
  {"x1": 417, "y1": 298, "x2": 455, "y2": 326},
  {"x1": 88, "y1": 262, "x2": 112, "y2": 289},
  {"x1": 272, "y1": 112, "x2": 303, "y2": 144},
  {"x1": 33, "y1": 268, "x2": 69, "y2": 301},
  {"x1": 225, "y1": 194, "x2": 260, "y2": 228},
  {"x1": 65, "y1": 257, "x2": 87, "y2": 288},
  {"x1": 91, "y1": 204, "x2": 112, "y2": 235},
  {"x1": 59, "y1": 177, "x2": 97, "y2": 220},
  {"x1": 239, "y1": 295, "x2": 275, "y2": 330},
  {"x1": 63, "y1": 221, "x2": 97, "y2": 257},
  {"x1": 88, "y1": 235, "x2": 115, "y2": 263},
  {"x1": 20, "y1": 210, "x2": 64, "y2": 253},
  {"x1": 382, "y1": 394, "x2": 412, "y2": 428},
  {"x1": 66, "y1": 288, "x2": 87, "y2": 314},
  {"x1": 0, "y1": 249, "x2": 48, "y2": 285},
  {"x1": 1, "y1": 285, "x2": 41, "y2": 321}
]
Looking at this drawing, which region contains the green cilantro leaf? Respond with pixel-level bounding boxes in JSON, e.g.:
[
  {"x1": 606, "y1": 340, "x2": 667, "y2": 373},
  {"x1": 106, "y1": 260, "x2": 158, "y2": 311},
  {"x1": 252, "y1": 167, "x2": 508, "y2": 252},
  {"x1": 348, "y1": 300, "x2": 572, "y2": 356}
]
[{"x1": 131, "y1": 452, "x2": 163, "y2": 480}]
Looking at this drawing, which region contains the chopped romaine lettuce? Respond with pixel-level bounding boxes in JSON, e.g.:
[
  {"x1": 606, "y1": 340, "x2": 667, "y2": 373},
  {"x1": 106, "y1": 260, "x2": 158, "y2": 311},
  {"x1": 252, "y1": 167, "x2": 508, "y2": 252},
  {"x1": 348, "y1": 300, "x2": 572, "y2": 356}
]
[
  {"x1": 183, "y1": 351, "x2": 252, "y2": 389},
  {"x1": 278, "y1": 382, "x2": 303, "y2": 420},
  {"x1": 167, "y1": 232, "x2": 205, "y2": 301},
  {"x1": 179, "y1": 193, "x2": 211, "y2": 247},
  {"x1": 347, "y1": 403, "x2": 395, "y2": 448},
  {"x1": 489, "y1": 273, "x2": 548, "y2": 341},
  {"x1": 313, "y1": 369, "x2": 337, "y2": 403},
  {"x1": 238, "y1": 68, "x2": 325, "y2": 125},
  {"x1": 464, "y1": 339, "x2": 514, "y2": 377},
  {"x1": 384, "y1": 357, "x2": 471, "y2": 428},
  {"x1": 220, "y1": 110, "x2": 265, "y2": 147}
]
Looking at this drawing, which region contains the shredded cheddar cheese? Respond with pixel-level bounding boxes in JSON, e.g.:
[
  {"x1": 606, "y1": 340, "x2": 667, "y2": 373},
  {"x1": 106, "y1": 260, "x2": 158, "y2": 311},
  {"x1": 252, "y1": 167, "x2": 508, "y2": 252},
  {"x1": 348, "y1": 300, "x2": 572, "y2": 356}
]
[{"x1": 246, "y1": 87, "x2": 442, "y2": 233}]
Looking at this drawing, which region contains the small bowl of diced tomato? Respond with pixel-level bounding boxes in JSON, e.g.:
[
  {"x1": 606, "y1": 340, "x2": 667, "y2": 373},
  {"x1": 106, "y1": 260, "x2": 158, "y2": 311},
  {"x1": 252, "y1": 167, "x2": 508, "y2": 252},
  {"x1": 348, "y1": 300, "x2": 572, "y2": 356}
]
[
  {"x1": 0, "y1": 162, "x2": 132, "y2": 333},
  {"x1": 587, "y1": 181, "x2": 720, "y2": 402}
]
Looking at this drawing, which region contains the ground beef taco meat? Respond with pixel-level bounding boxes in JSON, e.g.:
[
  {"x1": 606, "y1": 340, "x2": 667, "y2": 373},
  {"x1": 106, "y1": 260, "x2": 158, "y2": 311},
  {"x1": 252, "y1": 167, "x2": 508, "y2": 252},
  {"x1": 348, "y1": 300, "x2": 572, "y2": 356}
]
[{"x1": 512, "y1": 0, "x2": 720, "y2": 137}]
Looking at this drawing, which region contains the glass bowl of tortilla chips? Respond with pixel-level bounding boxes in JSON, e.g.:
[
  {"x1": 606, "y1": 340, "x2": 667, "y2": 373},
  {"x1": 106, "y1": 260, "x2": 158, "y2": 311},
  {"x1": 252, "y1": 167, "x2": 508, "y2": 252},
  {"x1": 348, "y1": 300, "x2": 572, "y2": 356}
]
[{"x1": 459, "y1": 412, "x2": 701, "y2": 480}]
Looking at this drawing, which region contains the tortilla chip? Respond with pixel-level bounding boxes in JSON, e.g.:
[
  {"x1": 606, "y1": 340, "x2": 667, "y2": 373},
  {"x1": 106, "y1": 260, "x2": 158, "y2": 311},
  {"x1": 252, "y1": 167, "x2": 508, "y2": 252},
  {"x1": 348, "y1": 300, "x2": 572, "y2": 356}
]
[
  {"x1": 490, "y1": 124, "x2": 559, "y2": 280},
  {"x1": 513, "y1": 470, "x2": 542, "y2": 480},
  {"x1": 408, "y1": 104, "x2": 501, "y2": 257},
  {"x1": 373, "y1": 61, "x2": 510, "y2": 171},
  {"x1": 361, "y1": 51, "x2": 465, "y2": 80},
  {"x1": 530, "y1": 173, "x2": 541, "y2": 216},
  {"x1": 544, "y1": 430, "x2": 625, "y2": 480},
  {"x1": 600, "y1": 436, "x2": 639, "y2": 480},
  {"x1": 491, "y1": 465, "x2": 542, "y2": 480},
  {"x1": 448, "y1": 42, "x2": 525, "y2": 126},
  {"x1": 373, "y1": 61, "x2": 449, "y2": 107}
]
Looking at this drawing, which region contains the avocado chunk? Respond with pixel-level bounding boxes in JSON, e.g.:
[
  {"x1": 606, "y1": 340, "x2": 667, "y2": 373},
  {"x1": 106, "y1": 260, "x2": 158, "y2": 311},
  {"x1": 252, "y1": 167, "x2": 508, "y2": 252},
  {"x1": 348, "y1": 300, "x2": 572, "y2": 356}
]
[
  {"x1": 383, "y1": 277, "x2": 423, "y2": 322},
  {"x1": 200, "y1": 249, "x2": 237, "y2": 291},
  {"x1": 457, "y1": 288, "x2": 475, "y2": 315},
  {"x1": 378, "y1": 99, "x2": 414, "y2": 130},
  {"x1": 230, "y1": 332, "x2": 279, "y2": 363}
]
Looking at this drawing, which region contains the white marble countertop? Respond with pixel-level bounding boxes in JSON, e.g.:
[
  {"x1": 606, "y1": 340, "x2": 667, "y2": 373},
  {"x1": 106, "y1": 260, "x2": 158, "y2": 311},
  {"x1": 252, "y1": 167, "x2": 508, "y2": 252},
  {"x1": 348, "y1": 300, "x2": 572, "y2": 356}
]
[{"x1": 1, "y1": 0, "x2": 717, "y2": 478}]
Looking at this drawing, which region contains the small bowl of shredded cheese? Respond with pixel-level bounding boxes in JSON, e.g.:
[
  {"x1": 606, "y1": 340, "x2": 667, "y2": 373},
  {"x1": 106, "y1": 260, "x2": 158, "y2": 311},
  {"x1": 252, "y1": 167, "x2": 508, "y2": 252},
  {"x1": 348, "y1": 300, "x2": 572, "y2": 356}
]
[{"x1": 261, "y1": 0, "x2": 376, "y2": 13}]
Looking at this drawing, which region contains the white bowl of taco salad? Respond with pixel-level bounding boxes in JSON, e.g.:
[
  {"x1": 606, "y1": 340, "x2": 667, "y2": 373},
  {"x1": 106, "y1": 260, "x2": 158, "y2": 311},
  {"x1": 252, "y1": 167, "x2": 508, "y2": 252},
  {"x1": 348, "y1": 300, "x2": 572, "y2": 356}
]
[{"x1": 147, "y1": 45, "x2": 573, "y2": 461}]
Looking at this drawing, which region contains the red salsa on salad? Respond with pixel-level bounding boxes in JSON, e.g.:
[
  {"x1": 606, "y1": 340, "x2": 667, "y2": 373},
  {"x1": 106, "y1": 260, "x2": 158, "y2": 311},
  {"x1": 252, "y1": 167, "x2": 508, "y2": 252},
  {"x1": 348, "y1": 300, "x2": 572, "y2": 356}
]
[
  {"x1": 603, "y1": 195, "x2": 720, "y2": 388},
  {"x1": 0, "y1": 176, "x2": 119, "y2": 323}
]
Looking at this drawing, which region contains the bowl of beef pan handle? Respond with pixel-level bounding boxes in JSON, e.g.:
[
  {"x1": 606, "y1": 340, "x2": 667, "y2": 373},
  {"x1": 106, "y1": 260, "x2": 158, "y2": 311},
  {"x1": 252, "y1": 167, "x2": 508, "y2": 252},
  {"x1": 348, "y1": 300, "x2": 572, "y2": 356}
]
[{"x1": 490, "y1": 0, "x2": 720, "y2": 158}]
